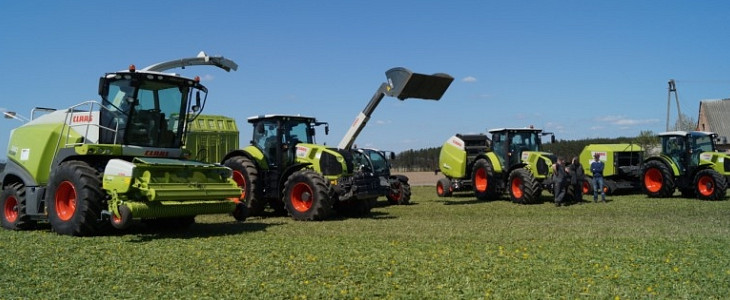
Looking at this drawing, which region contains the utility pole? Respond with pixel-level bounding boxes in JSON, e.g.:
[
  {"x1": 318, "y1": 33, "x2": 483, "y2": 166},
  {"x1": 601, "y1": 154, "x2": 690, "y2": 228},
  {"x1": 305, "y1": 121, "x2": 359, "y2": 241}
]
[{"x1": 666, "y1": 79, "x2": 682, "y2": 131}]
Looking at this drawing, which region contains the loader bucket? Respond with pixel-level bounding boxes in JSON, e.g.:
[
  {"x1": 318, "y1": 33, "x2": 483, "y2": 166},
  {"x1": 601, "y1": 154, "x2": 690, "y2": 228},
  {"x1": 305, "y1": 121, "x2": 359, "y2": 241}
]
[{"x1": 385, "y1": 67, "x2": 454, "y2": 100}]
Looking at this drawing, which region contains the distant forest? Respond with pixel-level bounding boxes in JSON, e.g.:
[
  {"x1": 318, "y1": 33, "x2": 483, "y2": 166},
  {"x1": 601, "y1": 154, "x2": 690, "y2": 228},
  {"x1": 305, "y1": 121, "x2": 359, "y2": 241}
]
[{"x1": 390, "y1": 135, "x2": 658, "y2": 172}]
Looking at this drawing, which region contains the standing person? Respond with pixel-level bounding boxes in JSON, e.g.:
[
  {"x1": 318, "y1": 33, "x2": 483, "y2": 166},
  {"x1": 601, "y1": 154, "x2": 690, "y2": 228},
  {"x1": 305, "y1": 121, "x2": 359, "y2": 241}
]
[
  {"x1": 569, "y1": 156, "x2": 584, "y2": 204},
  {"x1": 590, "y1": 153, "x2": 606, "y2": 203},
  {"x1": 552, "y1": 157, "x2": 567, "y2": 206}
]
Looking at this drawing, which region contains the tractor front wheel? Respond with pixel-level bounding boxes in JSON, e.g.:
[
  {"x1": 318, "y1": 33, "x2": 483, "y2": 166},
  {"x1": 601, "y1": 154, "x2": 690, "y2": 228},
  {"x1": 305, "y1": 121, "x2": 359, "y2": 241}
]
[
  {"x1": 694, "y1": 169, "x2": 727, "y2": 200},
  {"x1": 224, "y1": 156, "x2": 265, "y2": 216},
  {"x1": 508, "y1": 168, "x2": 539, "y2": 204},
  {"x1": 283, "y1": 169, "x2": 332, "y2": 221},
  {"x1": 641, "y1": 160, "x2": 675, "y2": 198},
  {"x1": 387, "y1": 178, "x2": 411, "y2": 205},
  {"x1": 1, "y1": 183, "x2": 36, "y2": 230},
  {"x1": 472, "y1": 158, "x2": 499, "y2": 200},
  {"x1": 436, "y1": 178, "x2": 452, "y2": 197},
  {"x1": 47, "y1": 161, "x2": 104, "y2": 236}
]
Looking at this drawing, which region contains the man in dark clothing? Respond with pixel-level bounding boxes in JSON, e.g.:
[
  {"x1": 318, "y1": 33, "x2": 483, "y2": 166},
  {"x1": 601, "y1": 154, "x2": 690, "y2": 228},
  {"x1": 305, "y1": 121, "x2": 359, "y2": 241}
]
[
  {"x1": 569, "y1": 156, "x2": 584, "y2": 203},
  {"x1": 552, "y1": 157, "x2": 567, "y2": 206},
  {"x1": 590, "y1": 153, "x2": 606, "y2": 203}
]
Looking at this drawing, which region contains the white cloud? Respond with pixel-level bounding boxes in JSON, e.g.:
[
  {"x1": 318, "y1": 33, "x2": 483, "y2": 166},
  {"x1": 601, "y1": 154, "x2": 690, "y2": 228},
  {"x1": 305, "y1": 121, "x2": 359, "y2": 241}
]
[
  {"x1": 596, "y1": 115, "x2": 659, "y2": 126},
  {"x1": 374, "y1": 120, "x2": 392, "y2": 125},
  {"x1": 462, "y1": 76, "x2": 477, "y2": 83},
  {"x1": 200, "y1": 74, "x2": 215, "y2": 81}
]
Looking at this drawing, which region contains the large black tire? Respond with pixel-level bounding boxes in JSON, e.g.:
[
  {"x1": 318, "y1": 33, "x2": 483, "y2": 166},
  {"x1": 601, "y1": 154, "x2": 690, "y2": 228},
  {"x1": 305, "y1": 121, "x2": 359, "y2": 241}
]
[
  {"x1": 641, "y1": 160, "x2": 675, "y2": 198},
  {"x1": 436, "y1": 178, "x2": 452, "y2": 197},
  {"x1": 283, "y1": 169, "x2": 333, "y2": 221},
  {"x1": 508, "y1": 168, "x2": 540, "y2": 204},
  {"x1": 472, "y1": 158, "x2": 499, "y2": 200},
  {"x1": 1, "y1": 183, "x2": 36, "y2": 230},
  {"x1": 46, "y1": 161, "x2": 105, "y2": 236},
  {"x1": 694, "y1": 169, "x2": 727, "y2": 200},
  {"x1": 387, "y1": 179, "x2": 411, "y2": 205},
  {"x1": 224, "y1": 156, "x2": 266, "y2": 216}
]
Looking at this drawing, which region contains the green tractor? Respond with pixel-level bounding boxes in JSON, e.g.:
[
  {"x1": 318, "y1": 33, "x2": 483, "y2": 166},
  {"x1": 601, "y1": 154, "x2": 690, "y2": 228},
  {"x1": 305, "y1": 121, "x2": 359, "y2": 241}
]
[
  {"x1": 579, "y1": 143, "x2": 643, "y2": 195},
  {"x1": 641, "y1": 131, "x2": 730, "y2": 200},
  {"x1": 0, "y1": 53, "x2": 247, "y2": 236},
  {"x1": 221, "y1": 67, "x2": 453, "y2": 220},
  {"x1": 437, "y1": 127, "x2": 557, "y2": 204}
]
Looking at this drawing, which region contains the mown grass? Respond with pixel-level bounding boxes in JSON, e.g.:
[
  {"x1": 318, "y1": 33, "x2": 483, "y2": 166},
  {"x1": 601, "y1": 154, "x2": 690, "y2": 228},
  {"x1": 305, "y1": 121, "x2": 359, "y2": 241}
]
[{"x1": 1, "y1": 187, "x2": 729, "y2": 299}]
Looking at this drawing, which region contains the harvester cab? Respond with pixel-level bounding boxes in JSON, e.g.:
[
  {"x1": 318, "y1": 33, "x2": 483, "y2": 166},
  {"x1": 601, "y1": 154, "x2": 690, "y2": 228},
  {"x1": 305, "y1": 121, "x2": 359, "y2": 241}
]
[
  {"x1": 0, "y1": 52, "x2": 246, "y2": 236},
  {"x1": 222, "y1": 67, "x2": 452, "y2": 221},
  {"x1": 641, "y1": 131, "x2": 730, "y2": 200}
]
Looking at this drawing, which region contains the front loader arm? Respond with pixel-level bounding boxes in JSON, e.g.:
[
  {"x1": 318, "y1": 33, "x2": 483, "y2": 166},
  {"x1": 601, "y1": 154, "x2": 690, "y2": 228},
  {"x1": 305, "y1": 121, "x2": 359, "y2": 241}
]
[{"x1": 337, "y1": 67, "x2": 454, "y2": 150}]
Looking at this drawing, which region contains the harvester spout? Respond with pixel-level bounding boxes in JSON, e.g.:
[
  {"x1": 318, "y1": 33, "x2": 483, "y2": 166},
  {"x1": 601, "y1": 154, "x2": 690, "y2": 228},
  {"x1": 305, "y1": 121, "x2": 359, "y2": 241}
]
[
  {"x1": 337, "y1": 67, "x2": 453, "y2": 150},
  {"x1": 141, "y1": 51, "x2": 239, "y2": 73}
]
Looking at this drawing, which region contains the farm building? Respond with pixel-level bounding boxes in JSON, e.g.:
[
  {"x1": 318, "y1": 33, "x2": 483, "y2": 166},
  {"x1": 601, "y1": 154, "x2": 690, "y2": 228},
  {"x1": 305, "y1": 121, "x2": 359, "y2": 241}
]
[{"x1": 697, "y1": 98, "x2": 730, "y2": 152}]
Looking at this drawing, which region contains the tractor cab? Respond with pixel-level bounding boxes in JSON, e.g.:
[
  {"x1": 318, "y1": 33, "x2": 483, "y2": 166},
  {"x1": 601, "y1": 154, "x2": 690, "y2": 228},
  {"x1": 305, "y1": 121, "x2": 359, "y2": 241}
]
[
  {"x1": 659, "y1": 131, "x2": 718, "y2": 173},
  {"x1": 489, "y1": 128, "x2": 554, "y2": 169},
  {"x1": 98, "y1": 67, "x2": 207, "y2": 149},
  {"x1": 352, "y1": 148, "x2": 393, "y2": 177},
  {"x1": 247, "y1": 115, "x2": 328, "y2": 168}
]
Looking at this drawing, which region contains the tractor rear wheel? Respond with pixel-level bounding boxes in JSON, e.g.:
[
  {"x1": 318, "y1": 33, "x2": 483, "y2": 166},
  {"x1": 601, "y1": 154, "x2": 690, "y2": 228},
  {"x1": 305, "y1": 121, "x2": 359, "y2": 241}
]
[
  {"x1": 283, "y1": 169, "x2": 332, "y2": 221},
  {"x1": 694, "y1": 169, "x2": 727, "y2": 200},
  {"x1": 1, "y1": 183, "x2": 36, "y2": 230},
  {"x1": 641, "y1": 160, "x2": 675, "y2": 198},
  {"x1": 224, "y1": 156, "x2": 265, "y2": 216},
  {"x1": 387, "y1": 179, "x2": 411, "y2": 205},
  {"x1": 472, "y1": 158, "x2": 499, "y2": 200},
  {"x1": 508, "y1": 168, "x2": 539, "y2": 204},
  {"x1": 47, "y1": 161, "x2": 104, "y2": 236},
  {"x1": 436, "y1": 178, "x2": 452, "y2": 197}
]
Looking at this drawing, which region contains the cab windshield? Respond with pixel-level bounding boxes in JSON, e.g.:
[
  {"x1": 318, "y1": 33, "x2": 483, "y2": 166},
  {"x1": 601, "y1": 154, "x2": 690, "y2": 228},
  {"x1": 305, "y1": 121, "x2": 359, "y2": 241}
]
[{"x1": 99, "y1": 74, "x2": 205, "y2": 148}]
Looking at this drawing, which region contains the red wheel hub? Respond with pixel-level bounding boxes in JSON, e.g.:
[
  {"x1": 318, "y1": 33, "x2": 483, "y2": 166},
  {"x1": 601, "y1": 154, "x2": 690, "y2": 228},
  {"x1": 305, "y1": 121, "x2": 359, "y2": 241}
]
[
  {"x1": 232, "y1": 170, "x2": 247, "y2": 200},
  {"x1": 3, "y1": 195, "x2": 18, "y2": 223},
  {"x1": 55, "y1": 181, "x2": 77, "y2": 221},
  {"x1": 290, "y1": 182, "x2": 314, "y2": 212},
  {"x1": 697, "y1": 175, "x2": 715, "y2": 197},
  {"x1": 644, "y1": 168, "x2": 663, "y2": 193},
  {"x1": 474, "y1": 168, "x2": 488, "y2": 192},
  {"x1": 511, "y1": 177, "x2": 523, "y2": 199}
]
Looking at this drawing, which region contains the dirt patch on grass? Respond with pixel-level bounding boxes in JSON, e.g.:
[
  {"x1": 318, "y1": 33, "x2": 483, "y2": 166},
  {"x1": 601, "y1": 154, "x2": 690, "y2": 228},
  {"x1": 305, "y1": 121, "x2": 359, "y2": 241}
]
[{"x1": 395, "y1": 171, "x2": 443, "y2": 186}]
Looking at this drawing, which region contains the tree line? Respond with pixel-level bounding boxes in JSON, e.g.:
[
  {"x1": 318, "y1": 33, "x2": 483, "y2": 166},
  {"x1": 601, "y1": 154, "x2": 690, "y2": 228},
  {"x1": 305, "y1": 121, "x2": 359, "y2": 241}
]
[{"x1": 390, "y1": 130, "x2": 660, "y2": 172}]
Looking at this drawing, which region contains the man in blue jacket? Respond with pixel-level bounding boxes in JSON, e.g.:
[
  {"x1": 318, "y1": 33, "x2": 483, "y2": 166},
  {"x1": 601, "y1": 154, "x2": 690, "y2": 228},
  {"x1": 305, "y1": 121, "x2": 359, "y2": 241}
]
[{"x1": 590, "y1": 153, "x2": 606, "y2": 203}]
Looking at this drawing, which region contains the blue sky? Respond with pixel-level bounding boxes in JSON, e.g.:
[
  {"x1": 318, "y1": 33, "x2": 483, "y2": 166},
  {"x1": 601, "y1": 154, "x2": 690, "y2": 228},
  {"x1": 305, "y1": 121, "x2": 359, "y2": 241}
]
[{"x1": 2, "y1": 1, "x2": 730, "y2": 160}]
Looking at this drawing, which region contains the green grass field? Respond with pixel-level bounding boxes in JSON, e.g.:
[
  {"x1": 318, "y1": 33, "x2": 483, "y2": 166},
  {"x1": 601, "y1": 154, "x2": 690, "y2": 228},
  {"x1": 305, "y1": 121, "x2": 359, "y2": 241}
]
[{"x1": 1, "y1": 187, "x2": 729, "y2": 299}]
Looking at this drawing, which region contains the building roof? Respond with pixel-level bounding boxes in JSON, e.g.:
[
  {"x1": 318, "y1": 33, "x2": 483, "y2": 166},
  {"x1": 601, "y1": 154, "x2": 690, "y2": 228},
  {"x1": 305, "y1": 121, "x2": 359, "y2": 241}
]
[{"x1": 699, "y1": 99, "x2": 730, "y2": 141}]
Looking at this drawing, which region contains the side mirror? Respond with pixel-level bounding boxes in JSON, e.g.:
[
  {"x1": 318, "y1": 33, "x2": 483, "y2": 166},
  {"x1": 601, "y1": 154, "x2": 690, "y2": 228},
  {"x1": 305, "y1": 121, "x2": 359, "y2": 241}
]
[
  {"x1": 389, "y1": 152, "x2": 396, "y2": 160},
  {"x1": 551, "y1": 135, "x2": 556, "y2": 144},
  {"x1": 192, "y1": 91, "x2": 201, "y2": 112},
  {"x1": 98, "y1": 78, "x2": 108, "y2": 97},
  {"x1": 325, "y1": 124, "x2": 329, "y2": 135}
]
